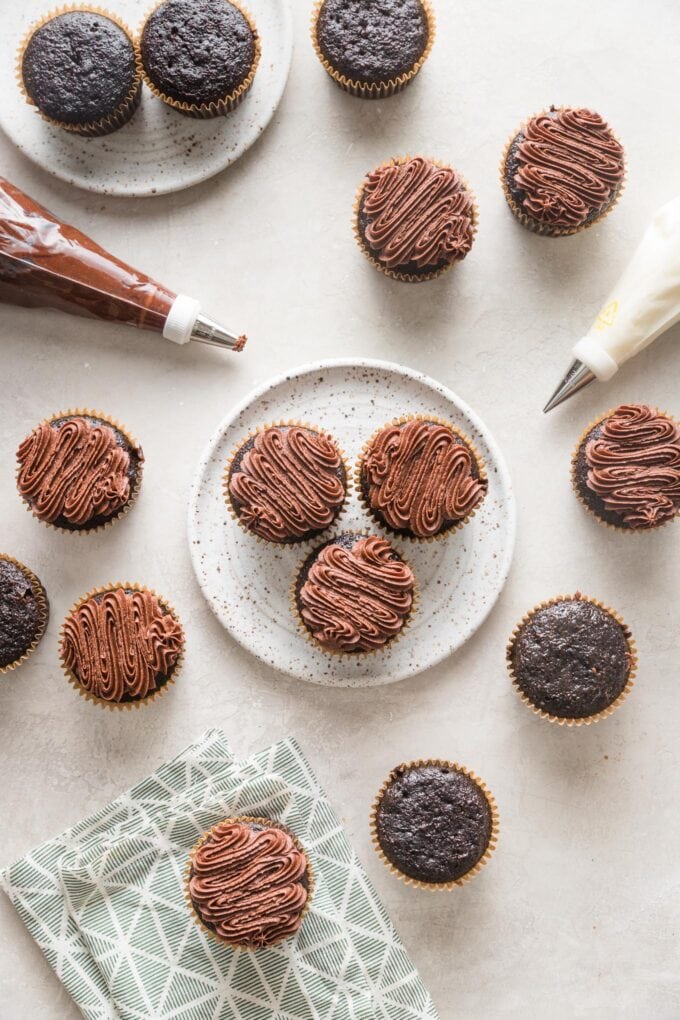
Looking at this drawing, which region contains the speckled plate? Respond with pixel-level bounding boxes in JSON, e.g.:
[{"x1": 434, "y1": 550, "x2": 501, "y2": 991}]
[
  {"x1": 189, "y1": 359, "x2": 516, "y2": 687},
  {"x1": 1, "y1": 0, "x2": 292, "y2": 197}
]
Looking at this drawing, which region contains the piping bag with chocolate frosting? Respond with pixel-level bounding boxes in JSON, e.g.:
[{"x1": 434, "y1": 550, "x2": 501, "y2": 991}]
[
  {"x1": 544, "y1": 196, "x2": 680, "y2": 410},
  {"x1": 0, "y1": 177, "x2": 246, "y2": 351}
]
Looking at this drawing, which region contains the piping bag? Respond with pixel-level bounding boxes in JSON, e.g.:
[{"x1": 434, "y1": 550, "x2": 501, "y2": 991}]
[
  {"x1": 0, "y1": 177, "x2": 246, "y2": 351},
  {"x1": 544, "y1": 195, "x2": 680, "y2": 411}
]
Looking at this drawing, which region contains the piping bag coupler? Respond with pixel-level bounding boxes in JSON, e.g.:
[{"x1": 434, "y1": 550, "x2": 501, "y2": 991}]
[
  {"x1": 0, "y1": 177, "x2": 246, "y2": 352},
  {"x1": 544, "y1": 195, "x2": 680, "y2": 410}
]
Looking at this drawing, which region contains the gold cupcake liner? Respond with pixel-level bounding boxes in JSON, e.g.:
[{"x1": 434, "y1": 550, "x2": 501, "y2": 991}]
[
  {"x1": 290, "y1": 529, "x2": 420, "y2": 657},
  {"x1": 370, "y1": 759, "x2": 499, "y2": 890},
  {"x1": 499, "y1": 106, "x2": 627, "y2": 237},
  {"x1": 570, "y1": 406, "x2": 680, "y2": 534},
  {"x1": 353, "y1": 155, "x2": 479, "y2": 282},
  {"x1": 223, "y1": 420, "x2": 351, "y2": 546},
  {"x1": 184, "y1": 815, "x2": 315, "y2": 951},
  {"x1": 138, "y1": 0, "x2": 260, "y2": 118},
  {"x1": 16, "y1": 408, "x2": 144, "y2": 536},
  {"x1": 355, "y1": 413, "x2": 488, "y2": 542},
  {"x1": 59, "y1": 582, "x2": 184, "y2": 710},
  {"x1": 0, "y1": 554, "x2": 49, "y2": 676},
  {"x1": 17, "y1": 6, "x2": 143, "y2": 137},
  {"x1": 506, "y1": 593, "x2": 637, "y2": 727},
  {"x1": 310, "y1": 0, "x2": 435, "y2": 99}
]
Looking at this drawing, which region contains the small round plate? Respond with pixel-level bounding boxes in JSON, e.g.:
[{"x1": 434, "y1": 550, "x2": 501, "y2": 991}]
[
  {"x1": 1, "y1": 0, "x2": 292, "y2": 197},
  {"x1": 189, "y1": 359, "x2": 516, "y2": 688}
]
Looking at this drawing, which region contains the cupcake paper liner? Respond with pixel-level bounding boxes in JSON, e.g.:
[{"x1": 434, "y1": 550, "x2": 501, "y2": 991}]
[
  {"x1": 355, "y1": 413, "x2": 488, "y2": 542},
  {"x1": 59, "y1": 582, "x2": 184, "y2": 710},
  {"x1": 138, "y1": 0, "x2": 261, "y2": 119},
  {"x1": 353, "y1": 155, "x2": 479, "y2": 282},
  {"x1": 570, "y1": 406, "x2": 680, "y2": 534},
  {"x1": 17, "y1": 6, "x2": 143, "y2": 137},
  {"x1": 499, "y1": 107, "x2": 627, "y2": 238},
  {"x1": 370, "y1": 759, "x2": 499, "y2": 890},
  {"x1": 506, "y1": 593, "x2": 637, "y2": 727},
  {"x1": 223, "y1": 420, "x2": 351, "y2": 545},
  {"x1": 0, "y1": 554, "x2": 49, "y2": 676},
  {"x1": 184, "y1": 815, "x2": 315, "y2": 951},
  {"x1": 310, "y1": 0, "x2": 436, "y2": 100},
  {"x1": 290, "y1": 529, "x2": 420, "y2": 657},
  {"x1": 16, "y1": 408, "x2": 144, "y2": 536}
]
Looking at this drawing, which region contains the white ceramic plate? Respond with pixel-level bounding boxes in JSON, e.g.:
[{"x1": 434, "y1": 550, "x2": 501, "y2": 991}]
[
  {"x1": 0, "y1": 0, "x2": 292, "y2": 197},
  {"x1": 189, "y1": 359, "x2": 516, "y2": 687}
]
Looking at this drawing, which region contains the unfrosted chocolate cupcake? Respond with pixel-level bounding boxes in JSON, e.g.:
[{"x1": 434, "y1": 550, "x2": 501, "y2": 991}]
[
  {"x1": 358, "y1": 417, "x2": 487, "y2": 539},
  {"x1": 312, "y1": 0, "x2": 434, "y2": 98},
  {"x1": 20, "y1": 8, "x2": 142, "y2": 136},
  {"x1": 16, "y1": 412, "x2": 144, "y2": 533},
  {"x1": 502, "y1": 106, "x2": 626, "y2": 236},
  {"x1": 372, "y1": 761, "x2": 496, "y2": 886},
  {"x1": 187, "y1": 817, "x2": 312, "y2": 949},
  {"x1": 294, "y1": 533, "x2": 415, "y2": 654},
  {"x1": 139, "y1": 0, "x2": 260, "y2": 117},
  {"x1": 0, "y1": 555, "x2": 49, "y2": 673},
  {"x1": 226, "y1": 424, "x2": 347, "y2": 544},
  {"x1": 355, "y1": 157, "x2": 477, "y2": 281},
  {"x1": 508, "y1": 594, "x2": 635, "y2": 723},
  {"x1": 572, "y1": 404, "x2": 680, "y2": 531}
]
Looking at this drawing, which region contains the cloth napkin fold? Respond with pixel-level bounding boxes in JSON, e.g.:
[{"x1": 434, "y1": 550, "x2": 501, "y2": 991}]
[{"x1": 2, "y1": 728, "x2": 440, "y2": 1020}]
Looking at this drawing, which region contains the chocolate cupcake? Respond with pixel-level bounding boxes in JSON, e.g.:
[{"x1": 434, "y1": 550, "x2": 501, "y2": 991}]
[
  {"x1": 572, "y1": 404, "x2": 680, "y2": 531},
  {"x1": 16, "y1": 411, "x2": 144, "y2": 534},
  {"x1": 139, "y1": 0, "x2": 260, "y2": 118},
  {"x1": 312, "y1": 0, "x2": 434, "y2": 99},
  {"x1": 371, "y1": 760, "x2": 498, "y2": 888},
  {"x1": 60, "y1": 584, "x2": 184, "y2": 707},
  {"x1": 186, "y1": 817, "x2": 313, "y2": 949},
  {"x1": 501, "y1": 106, "x2": 626, "y2": 236},
  {"x1": 0, "y1": 555, "x2": 49, "y2": 674},
  {"x1": 354, "y1": 156, "x2": 478, "y2": 282},
  {"x1": 19, "y1": 7, "x2": 142, "y2": 136},
  {"x1": 226, "y1": 423, "x2": 348, "y2": 544},
  {"x1": 357, "y1": 415, "x2": 487, "y2": 539},
  {"x1": 294, "y1": 532, "x2": 416, "y2": 654},
  {"x1": 507, "y1": 594, "x2": 636, "y2": 725}
]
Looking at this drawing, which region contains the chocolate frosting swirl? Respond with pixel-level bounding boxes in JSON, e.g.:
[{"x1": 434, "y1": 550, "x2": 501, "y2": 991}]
[
  {"x1": 363, "y1": 419, "x2": 487, "y2": 537},
  {"x1": 361, "y1": 157, "x2": 475, "y2": 269},
  {"x1": 229, "y1": 426, "x2": 345, "y2": 542},
  {"x1": 584, "y1": 404, "x2": 680, "y2": 528},
  {"x1": 299, "y1": 536, "x2": 414, "y2": 653},
  {"x1": 17, "y1": 417, "x2": 138, "y2": 526},
  {"x1": 61, "y1": 588, "x2": 183, "y2": 702},
  {"x1": 189, "y1": 821, "x2": 309, "y2": 948},
  {"x1": 513, "y1": 108, "x2": 624, "y2": 228}
]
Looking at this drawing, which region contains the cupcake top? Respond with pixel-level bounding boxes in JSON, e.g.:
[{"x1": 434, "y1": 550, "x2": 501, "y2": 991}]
[
  {"x1": 140, "y1": 0, "x2": 258, "y2": 108},
  {"x1": 61, "y1": 587, "x2": 183, "y2": 703},
  {"x1": 360, "y1": 418, "x2": 487, "y2": 538},
  {"x1": 296, "y1": 533, "x2": 415, "y2": 653},
  {"x1": 374, "y1": 763, "x2": 493, "y2": 885},
  {"x1": 21, "y1": 10, "x2": 138, "y2": 127},
  {"x1": 315, "y1": 0, "x2": 430, "y2": 86},
  {"x1": 574, "y1": 404, "x2": 680, "y2": 530},
  {"x1": 0, "y1": 556, "x2": 48, "y2": 671},
  {"x1": 509, "y1": 596, "x2": 633, "y2": 720},
  {"x1": 227, "y1": 425, "x2": 346, "y2": 543},
  {"x1": 356, "y1": 157, "x2": 476, "y2": 278},
  {"x1": 16, "y1": 414, "x2": 143, "y2": 532},
  {"x1": 504, "y1": 106, "x2": 625, "y2": 233},
  {"x1": 188, "y1": 819, "x2": 310, "y2": 949}
]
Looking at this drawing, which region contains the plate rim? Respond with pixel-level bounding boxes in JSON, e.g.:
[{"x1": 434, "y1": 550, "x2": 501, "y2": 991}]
[{"x1": 187, "y1": 356, "x2": 517, "y2": 686}]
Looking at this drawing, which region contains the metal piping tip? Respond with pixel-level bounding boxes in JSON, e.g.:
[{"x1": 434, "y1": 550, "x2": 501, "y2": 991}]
[
  {"x1": 543, "y1": 359, "x2": 596, "y2": 413},
  {"x1": 190, "y1": 313, "x2": 247, "y2": 352}
]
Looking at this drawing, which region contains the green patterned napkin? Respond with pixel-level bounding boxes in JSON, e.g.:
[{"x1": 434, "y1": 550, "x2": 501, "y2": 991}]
[{"x1": 2, "y1": 728, "x2": 440, "y2": 1020}]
